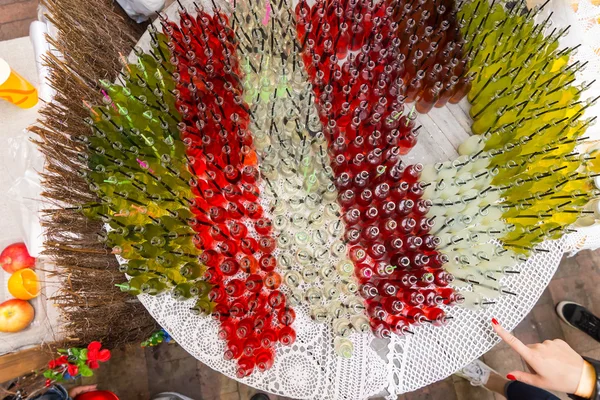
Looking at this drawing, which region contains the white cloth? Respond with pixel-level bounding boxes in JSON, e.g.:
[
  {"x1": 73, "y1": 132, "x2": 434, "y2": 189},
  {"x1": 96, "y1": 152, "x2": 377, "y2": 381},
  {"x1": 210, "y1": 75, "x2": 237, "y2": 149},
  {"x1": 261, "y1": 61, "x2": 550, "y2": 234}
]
[{"x1": 116, "y1": 0, "x2": 166, "y2": 22}]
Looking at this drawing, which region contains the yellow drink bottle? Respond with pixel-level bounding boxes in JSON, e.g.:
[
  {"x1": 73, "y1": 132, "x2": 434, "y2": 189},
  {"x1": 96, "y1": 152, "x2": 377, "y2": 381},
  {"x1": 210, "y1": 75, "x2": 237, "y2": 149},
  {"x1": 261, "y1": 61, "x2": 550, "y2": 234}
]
[{"x1": 0, "y1": 58, "x2": 38, "y2": 109}]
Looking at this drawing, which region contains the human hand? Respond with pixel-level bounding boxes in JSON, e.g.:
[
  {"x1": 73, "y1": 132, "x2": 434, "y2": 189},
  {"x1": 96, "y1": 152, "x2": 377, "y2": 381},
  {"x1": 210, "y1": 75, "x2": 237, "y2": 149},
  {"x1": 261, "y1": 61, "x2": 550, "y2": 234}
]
[
  {"x1": 69, "y1": 385, "x2": 98, "y2": 398},
  {"x1": 492, "y1": 319, "x2": 584, "y2": 394}
]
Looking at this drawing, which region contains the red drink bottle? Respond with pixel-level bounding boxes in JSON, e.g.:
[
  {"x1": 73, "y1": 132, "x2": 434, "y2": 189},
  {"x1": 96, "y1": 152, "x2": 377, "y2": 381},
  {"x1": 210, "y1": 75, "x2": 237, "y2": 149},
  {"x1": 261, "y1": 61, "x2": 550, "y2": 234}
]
[
  {"x1": 229, "y1": 300, "x2": 247, "y2": 318},
  {"x1": 240, "y1": 237, "x2": 258, "y2": 255},
  {"x1": 428, "y1": 253, "x2": 450, "y2": 269},
  {"x1": 402, "y1": 163, "x2": 423, "y2": 182},
  {"x1": 355, "y1": 263, "x2": 375, "y2": 283},
  {"x1": 255, "y1": 348, "x2": 275, "y2": 372},
  {"x1": 380, "y1": 200, "x2": 397, "y2": 217},
  {"x1": 420, "y1": 288, "x2": 445, "y2": 307},
  {"x1": 243, "y1": 336, "x2": 261, "y2": 357},
  {"x1": 448, "y1": 72, "x2": 476, "y2": 104},
  {"x1": 390, "y1": 180, "x2": 409, "y2": 200},
  {"x1": 279, "y1": 326, "x2": 296, "y2": 346},
  {"x1": 403, "y1": 306, "x2": 427, "y2": 326},
  {"x1": 259, "y1": 254, "x2": 277, "y2": 272},
  {"x1": 236, "y1": 356, "x2": 255, "y2": 378},
  {"x1": 396, "y1": 199, "x2": 414, "y2": 216},
  {"x1": 403, "y1": 290, "x2": 425, "y2": 306},
  {"x1": 371, "y1": 320, "x2": 392, "y2": 338},
  {"x1": 415, "y1": 270, "x2": 435, "y2": 287},
  {"x1": 225, "y1": 278, "x2": 246, "y2": 298},
  {"x1": 246, "y1": 202, "x2": 263, "y2": 219},
  {"x1": 224, "y1": 338, "x2": 243, "y2": 360},
  {"x1": 367, "y1": 300, "x2": 389, "y2": 321},
  {"x1": 260, "y1": 328, "x2": 278, "y2": 348},
  {"x1": 424, "y1": 307, "x2": 449, "y2": 327},
  {"x1": 239, "y1": 255, "x2": 258, "y2": 273},
  {"x1": 267, "y1": 290, "x2": 286, "y2": 309},
  {"x1": 218, "y1": 320, "x2": 236, "y2": 340},
  {"x1": 416, "y1": 81, "x2": 443, "y2": 114},
  {"x1": 407, "y1": 182, "x2": 424, "y2": 200},
  {"x1": 436, "y1": 287, "x2": 464, "y2": 305},
  {"x1": 436, "y1": 76, "x2": 459, "y2": 108},
  {"x1": 382, "y1": 296, "x2": 405, "y2": 314},
  {"x1": 278, "y1": 307, "x2": 296, "y2": 326},
  {"x1": 378, "y1": 281, "x2": 401, "y2": 297},
  {"x1": 389, "y1": 253, "x2": 411, "y2": 270},
  {"x1": 388, "y1": 315, "x2": 412, "y2": 335},
  {"x1": 255, "y1": 218, "x2": 272, "y2": 235},
  {"x1": 226, "y1": 201, "x2": 246, "y2": 220}
]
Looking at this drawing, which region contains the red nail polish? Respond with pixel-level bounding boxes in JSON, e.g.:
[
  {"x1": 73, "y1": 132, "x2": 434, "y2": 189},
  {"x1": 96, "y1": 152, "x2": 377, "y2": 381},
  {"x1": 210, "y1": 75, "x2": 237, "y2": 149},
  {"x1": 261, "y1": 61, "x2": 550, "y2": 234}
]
[
  {"x1": 507, "y1": 374, "x2": 516, "y2": 381},
  {"x1": 491, "y1": 318, "x2": 499, "y2": 325}
]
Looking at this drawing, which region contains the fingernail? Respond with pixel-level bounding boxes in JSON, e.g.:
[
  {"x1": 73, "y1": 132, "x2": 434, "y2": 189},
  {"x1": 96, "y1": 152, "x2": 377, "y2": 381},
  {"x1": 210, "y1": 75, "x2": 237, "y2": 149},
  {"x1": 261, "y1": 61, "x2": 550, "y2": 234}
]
[
  {"x1": 491, "y1": 318, "x2": 499, "y2": 325},
  {"x1": 507, "y1": 374, "x2": 516, "y2": 381}
]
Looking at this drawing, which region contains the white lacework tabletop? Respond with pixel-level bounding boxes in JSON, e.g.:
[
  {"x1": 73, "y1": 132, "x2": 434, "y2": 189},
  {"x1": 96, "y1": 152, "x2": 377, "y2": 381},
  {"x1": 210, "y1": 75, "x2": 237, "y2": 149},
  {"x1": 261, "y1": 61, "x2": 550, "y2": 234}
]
[{"x1": 132, "y1": 1, "x2": 590, "y2": 398}]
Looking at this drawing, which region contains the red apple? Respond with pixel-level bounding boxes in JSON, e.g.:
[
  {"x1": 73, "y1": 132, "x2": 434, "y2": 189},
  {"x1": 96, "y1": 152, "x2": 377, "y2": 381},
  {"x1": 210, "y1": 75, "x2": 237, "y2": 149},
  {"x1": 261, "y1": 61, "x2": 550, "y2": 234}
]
[
  {"x1": 0, "y1": 299, "x2": 35, "y2": 333},
  {"x1": 1, "y1": 243, "x2": 36, "y2": 274}
]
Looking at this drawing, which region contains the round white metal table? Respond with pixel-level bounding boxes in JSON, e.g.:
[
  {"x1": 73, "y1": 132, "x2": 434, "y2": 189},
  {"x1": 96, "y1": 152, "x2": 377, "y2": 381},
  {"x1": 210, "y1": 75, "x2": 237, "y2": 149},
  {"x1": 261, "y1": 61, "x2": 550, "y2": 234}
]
[{"x1": 132, "y1": 1, "x2": 590, "y2": 398}]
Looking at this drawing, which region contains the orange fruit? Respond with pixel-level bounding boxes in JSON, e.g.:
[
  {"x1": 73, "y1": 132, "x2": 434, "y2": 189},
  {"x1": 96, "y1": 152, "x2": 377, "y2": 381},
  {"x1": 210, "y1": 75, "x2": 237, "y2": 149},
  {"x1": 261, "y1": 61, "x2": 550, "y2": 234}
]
[{"x1": 8, "y1": 269, "x2": 40, "y2": 300}]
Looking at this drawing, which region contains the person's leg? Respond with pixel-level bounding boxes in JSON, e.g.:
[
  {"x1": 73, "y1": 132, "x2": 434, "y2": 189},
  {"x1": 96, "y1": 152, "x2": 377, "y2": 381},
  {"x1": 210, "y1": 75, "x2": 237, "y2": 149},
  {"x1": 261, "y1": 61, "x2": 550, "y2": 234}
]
[
  {"x1": 556, "y1": 301, "x2": 600, "y2": 342},
  {"x1": 455, "y1": 359, "x2": 506, "y2": 393},
  {"x1": 484, "y1": 371, "x2": 510, "y2": 395},
  {"x1": 504, "y1": 381, "x2": 561, "y2": 400},
  {"x1": 455, "y1": 360, "x2": 560, "y2": 400}
]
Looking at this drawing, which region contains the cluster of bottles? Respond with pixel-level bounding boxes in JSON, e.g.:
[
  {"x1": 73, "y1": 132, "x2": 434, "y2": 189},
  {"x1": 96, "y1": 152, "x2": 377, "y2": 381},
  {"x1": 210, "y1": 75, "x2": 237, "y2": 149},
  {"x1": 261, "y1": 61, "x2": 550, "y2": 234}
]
[
  {"x1": 79, "y1": 34, "x2": 208, "y2": 300},
  {"x1": 294, "y1": 0, "x2": 470, "y2": 117},
  {"x1": 293, "y1": 0, "x2": 461, "y2": 333},
  {"x1": 161, "y1": 9, "x2": 297, "y2": 377},
  {"x1": 414, "y1": 0, "x2": 599, "y2": 300},
  {"x1": 72, "y1": 0, "x2": 600, "y2": 374},
  {"x1": 337, "y1": 161, "x2": 458, "y2": 335},
  {"x1": 459, "y1": 0, "x2": 596, "y2": 136},
  {"x1": 420, "y1": 152, "x2": 530, "y2": 302},
  {"x1": 233, "y1": 0, "x2": 370, "y2": 357}
]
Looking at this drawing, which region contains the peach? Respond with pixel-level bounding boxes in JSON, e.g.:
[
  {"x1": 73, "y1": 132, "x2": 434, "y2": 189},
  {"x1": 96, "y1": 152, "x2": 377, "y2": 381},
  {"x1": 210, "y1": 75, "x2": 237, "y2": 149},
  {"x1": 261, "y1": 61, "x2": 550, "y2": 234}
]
[{"x1": 0, "y1": 299, "x2": 35, "y2": 333}]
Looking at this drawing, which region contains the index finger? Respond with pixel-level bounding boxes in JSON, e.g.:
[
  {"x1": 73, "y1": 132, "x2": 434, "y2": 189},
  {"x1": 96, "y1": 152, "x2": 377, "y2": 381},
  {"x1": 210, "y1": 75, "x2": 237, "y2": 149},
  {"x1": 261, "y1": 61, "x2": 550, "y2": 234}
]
[{"x1": 492, "y1": 319, "x2": 532, "y2": 359}]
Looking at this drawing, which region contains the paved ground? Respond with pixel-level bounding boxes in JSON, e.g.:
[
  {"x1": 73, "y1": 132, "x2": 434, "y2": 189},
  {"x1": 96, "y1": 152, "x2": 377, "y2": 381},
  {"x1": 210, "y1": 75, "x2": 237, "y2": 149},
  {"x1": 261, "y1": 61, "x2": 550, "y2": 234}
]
[{"x1": 0, "y1": 0, "x2": 38, "y2": 41}]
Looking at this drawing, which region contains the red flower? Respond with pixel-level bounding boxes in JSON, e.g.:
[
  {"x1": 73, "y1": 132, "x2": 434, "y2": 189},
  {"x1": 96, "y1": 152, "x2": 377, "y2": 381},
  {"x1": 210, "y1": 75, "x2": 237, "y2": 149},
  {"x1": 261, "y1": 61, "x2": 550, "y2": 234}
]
[
  {"x1": 67, "y1": 364, "x2": 79, "y2": 376},
  {"x1": 98, "y1": 349, "x2": 111, "y2": 362},
  {"x1": 87, "y1": 341, "x2": 102, "y2": 352},
  {"x1": 87, "y1": 341, "x2": 110, "y2": 365},
  {"x1": 87, "y1": 360, "x2": 100, "y2": 370},
  {"x1": 48, "y1": 356, "x2": 68, "y2": 369},
  {"x1": 87, "y1": 342, "x2": 102, "y2": 364},
  {"x1": 45, "y1": 379, "x2": 52, "y2": 387}
]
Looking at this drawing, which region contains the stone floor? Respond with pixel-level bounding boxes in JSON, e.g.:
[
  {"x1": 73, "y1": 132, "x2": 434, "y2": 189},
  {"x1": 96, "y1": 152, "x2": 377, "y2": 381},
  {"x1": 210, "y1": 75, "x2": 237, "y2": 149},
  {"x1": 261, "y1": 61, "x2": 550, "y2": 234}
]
[
  {"x1": 65, "y1": 249, "x2": 600, "y2": 400},
  {"x1": 0, "y1": 0, "x2": 38, "y2": 41}
]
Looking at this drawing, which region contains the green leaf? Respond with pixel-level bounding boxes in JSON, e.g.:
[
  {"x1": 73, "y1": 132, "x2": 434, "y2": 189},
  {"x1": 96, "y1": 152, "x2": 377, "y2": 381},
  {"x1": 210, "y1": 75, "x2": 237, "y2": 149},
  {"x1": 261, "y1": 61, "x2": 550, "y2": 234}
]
[
  {"x1": 79, "y1": 349, "x2": 88, "y2": 361},
  {"x1": 57, "y1": 349, "x2": 67, "y2": 354},
  {"x1": 71, "y1": 348, "x2": 80, "y2": 357},
  {"x1": 43, "y1": 370, "x2": 54, "y2": 379},
  {"x1": 79, "y1": 364, "x2": 93, "y2": 377}
]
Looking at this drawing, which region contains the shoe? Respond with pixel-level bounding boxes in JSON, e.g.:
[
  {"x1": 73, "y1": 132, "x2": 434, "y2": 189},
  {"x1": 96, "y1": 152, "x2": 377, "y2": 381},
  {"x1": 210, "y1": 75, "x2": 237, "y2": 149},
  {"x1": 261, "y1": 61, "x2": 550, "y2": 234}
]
[
  {"x1": 556, "y1": 301, "x2": 600, "y2": 341},
  {"x1": 151, "y1": 393, "x2": 195, "y2": 400},
  {"x1": 455, "y1": 359, "x2": 497, "y2": 387},
  {"x1": 249, "y1": 394, "x2": 271, "y2": 400}
]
